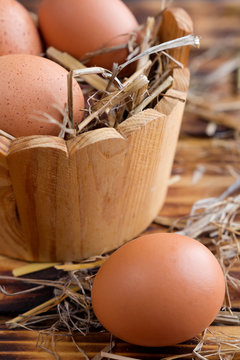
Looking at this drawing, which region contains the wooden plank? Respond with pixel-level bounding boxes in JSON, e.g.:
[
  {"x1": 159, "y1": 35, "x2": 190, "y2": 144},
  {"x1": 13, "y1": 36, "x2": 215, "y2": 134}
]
[
  {"x1": 0, "y1": 326, "x2": 240, "y2": 359},
  {"x1": 67, "y1": 127, "x2": 128, "y2": 259},
  {"x1": 0, "y1": 256, "x2": 62, "y2": 314},
  {"x1": 159, "y1": 8, "x2": 193, "y2": 66},
  {"x1": 160, "y1": 137, "x2": 240, "y2": 219},
  {"x1": 0, "y1": 137, "x2": 23, "y2": 260},
  {"x1": 7, "y1": 136, "x2": 70, "y2": 262}
]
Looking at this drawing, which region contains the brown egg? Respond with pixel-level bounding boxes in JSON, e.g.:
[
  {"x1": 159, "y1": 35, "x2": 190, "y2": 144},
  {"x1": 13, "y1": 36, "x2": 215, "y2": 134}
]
[
  {"x1": 92, "y1": 233, "x2": 225, "y2": 347},
  {"x1": 38, "y1": 0, "x2": 139, "y2": 70},
  {"x1": 0, "y1": 0, "x2": 42, "y2": 56},
  {"x1": 0, "y1": 54, "x2": 84, "y2": 137}
]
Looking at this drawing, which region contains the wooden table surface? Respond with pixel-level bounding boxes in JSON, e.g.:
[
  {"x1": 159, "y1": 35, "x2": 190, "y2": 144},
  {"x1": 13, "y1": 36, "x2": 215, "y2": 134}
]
[{"x1": 0, "y1": 0, "x2": 240, "y2": 359}]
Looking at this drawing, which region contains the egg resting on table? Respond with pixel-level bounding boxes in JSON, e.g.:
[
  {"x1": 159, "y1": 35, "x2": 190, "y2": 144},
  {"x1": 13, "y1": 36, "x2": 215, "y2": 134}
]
[
  {"x1": 92, "y1": 233, "x2": 225, "y2": 347},
  {"x1": 0, "y1": 54, "x2": 84, "y2": 137},
  {"x1": 0, "y1": 0, "x2": 42, "y2": 56},
  {"x1": 38, "y1": 0, "x2": 139, "y2": 70}
]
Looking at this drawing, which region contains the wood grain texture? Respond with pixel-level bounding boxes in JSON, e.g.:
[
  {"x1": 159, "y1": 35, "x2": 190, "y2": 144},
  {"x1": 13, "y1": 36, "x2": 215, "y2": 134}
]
[
  {"x1": 159, "y1": 7, "x2": 194, "y2": 66},
  {"x1": 0, "y1": 255, "x2": 64, "y2": 314},
  {"x1": 66, "y1": 127, "x2": 127, "y2": 259},
  {"x1": 117, "y1": 110, "x2": 168, "y2": 242},
  {"x1": 7, "y1": 136, "x2": 70, "y2": 261},
  {"x1": 160, "y1": 137, "x2": 240, "y2": 219},
  {"x1": 0, "y1": 326, "x2": 240, "y2": 360},
  {"x1": 2, "y1": 106, "x2": 181, "y2": 262},
  {"x1": 0, "y1": 137, "x2": 23, "y2": 259}
]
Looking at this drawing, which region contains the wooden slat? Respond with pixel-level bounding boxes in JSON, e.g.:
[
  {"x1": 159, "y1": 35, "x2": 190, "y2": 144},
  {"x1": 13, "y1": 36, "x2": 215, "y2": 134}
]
[
  {"x1": 0, "y1": 137, "x2": 23, "y2": 259},
  {"x1": 159, "y1": 8, "x2": 193, "y2": 66},
  {"x1": 0, "y1": 256, "x2": 63, "y2": 314},
  {"x1": 0, "y1": 326, "x2": 239, "y2": 359},
  {"x1": 160, "y1": 137, "x2": 240, "y2": 219},
  {"x1": 7, "y1": 136, "x2": 70, "y2": 261}
]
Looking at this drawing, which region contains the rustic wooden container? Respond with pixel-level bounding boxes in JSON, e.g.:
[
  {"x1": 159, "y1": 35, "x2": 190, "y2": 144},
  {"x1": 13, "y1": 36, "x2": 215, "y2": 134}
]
[{"x1": 0, "y1": 8, "x2": 192, "y2": 262}]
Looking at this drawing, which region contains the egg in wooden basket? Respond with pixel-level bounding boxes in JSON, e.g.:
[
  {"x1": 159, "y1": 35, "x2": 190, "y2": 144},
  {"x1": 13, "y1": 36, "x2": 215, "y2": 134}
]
[
  {"x1": 0, "y1": 54, "x2": 84, "y2": 137},
  {"x1": 38, "y1": 0, "x2": 139, "y2": 70}
]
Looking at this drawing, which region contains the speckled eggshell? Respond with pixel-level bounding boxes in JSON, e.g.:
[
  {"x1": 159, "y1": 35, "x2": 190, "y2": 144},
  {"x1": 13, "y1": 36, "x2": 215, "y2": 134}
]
[
  {"x1": 92, "y1": 233, "x2": 225, "y2": 347},
  {"x1": 0, "y1": 54, "x2": 84, "y2": 137},
  {"x1": 0, "y1": 0, "x2": 42, "y2": 56},
  {"x1": 38, "y1": 0, "x2": 139, "y2": 70}
]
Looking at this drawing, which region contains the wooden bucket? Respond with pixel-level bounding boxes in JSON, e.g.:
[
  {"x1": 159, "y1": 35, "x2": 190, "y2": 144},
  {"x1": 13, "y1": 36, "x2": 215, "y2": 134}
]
[{"x1": 0, "y1": 8, "x2": 192, "y2": 262}]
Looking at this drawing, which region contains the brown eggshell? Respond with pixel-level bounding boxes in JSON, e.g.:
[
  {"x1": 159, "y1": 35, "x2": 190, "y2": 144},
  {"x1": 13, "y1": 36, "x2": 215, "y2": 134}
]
[
  {"x1": 92, "y1": 233, "x2": 225, "y2": 347},
  {"x1": 38, "y1": 0, "x2": 139, "y2": 70},
  {"x1": 0, "y1": 0, "x2": 43, "y2": 56},
  {"x1": 0, "y1": 54, "x2": 84, "y2": 137}
]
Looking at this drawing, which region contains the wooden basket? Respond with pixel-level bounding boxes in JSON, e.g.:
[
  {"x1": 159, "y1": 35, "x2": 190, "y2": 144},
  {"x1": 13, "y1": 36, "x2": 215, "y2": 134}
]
[{"x1": 0, "y1": 8, "x2": 192, "y2": 262}]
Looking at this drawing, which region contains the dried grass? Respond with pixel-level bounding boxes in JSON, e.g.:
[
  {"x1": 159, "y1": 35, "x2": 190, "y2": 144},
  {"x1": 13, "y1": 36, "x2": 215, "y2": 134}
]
[
  {"x1": 178, "y1": 178, "x2": 240, "y2": 313},
  {"x1": 43, "y1": 23, "x2": 199, "y2": 137}
]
